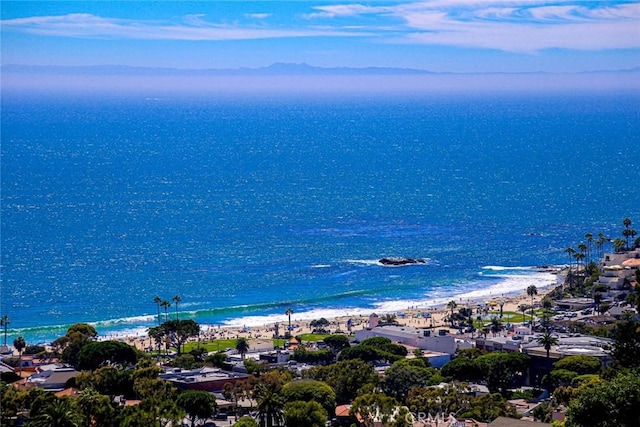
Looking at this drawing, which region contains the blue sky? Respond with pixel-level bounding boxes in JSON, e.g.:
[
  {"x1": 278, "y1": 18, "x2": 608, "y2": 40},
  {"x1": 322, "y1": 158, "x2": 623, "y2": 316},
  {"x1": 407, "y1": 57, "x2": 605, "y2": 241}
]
[{"x1": 1, "y1": 0, "x2": 639, "y2": 73}]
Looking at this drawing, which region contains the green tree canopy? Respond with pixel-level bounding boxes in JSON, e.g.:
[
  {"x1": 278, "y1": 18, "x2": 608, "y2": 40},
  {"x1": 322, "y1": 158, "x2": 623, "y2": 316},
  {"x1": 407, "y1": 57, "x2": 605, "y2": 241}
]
[
  {"x1": 76, "y1": 340, "x2": 138, "y2": 371},
  {"x1": 338, "y1": 337, "x2": 407, "y2": 364},
  {"x1": 304, "y1": 359, "x2": 378, "y2": 404},
  {"x1": 234, "y1": 416, "x2": 259, "y2": 427},
  {"x1": 291, "y1": 348, "x2": 333, "y2": 365},
  {"x1": 545, "y1": 369, "x2": 578, "y2": 388},
  {"x1": 281, "y1": 379, "x2": 336, "y2": 415},
  {"x1": 611, "y1": 317, "x2": 640, "y2": 369},
  {"x1": 75, "y1": 366, "x2": 135, "y2": 398},
  {"x1": 460, "y1": 393, "x2": 518, "y2": 423},
  {"x1": 382, "y1": 359, "x2": 437, "y2": 404},
  {"x1": 350, "y1": 393, "x2": 402, "y2": 427},
  {"x1": 283, "y1": 400, "x2": 327, "y2": 427},
  {"x1": 440, "y1": 357, "x2": 483, "y2": 382},
  {"x1": 553, "y1": 355, "x2": 602, "y2": 375},
  {"x1": 477, "y1": 352, "x2": 530, "y2": 393},
  {"x1": 52, "y1": 323, "x2": 98, "y2": 368},
  {"x1": 407, "y1": 383, "x2": 468, "y2": 417},
  {"x1": 566, "y1": 370, "x2": 640, "y2": 427},
  {"x1": 358, "y1": 337, "x2": 392, "y2": 347},
  {"x1": 76, "y1": 388, "x2": 115, "y2": 427},
  {"x1": 148, "y1": 319, "x2": 200, "y2": 356},
  {"x1": 176, "y1": 390, "x2": 217, "y2": 427},
  {"x1": 323, "y1": 335, "x2": 350, "y2": 355}
]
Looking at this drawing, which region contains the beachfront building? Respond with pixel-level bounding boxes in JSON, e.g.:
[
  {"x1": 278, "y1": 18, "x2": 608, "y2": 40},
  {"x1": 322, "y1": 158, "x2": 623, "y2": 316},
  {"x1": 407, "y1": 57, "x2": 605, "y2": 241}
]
[
  {"x1": 596, "y1": 248, "x2": 640, "y2": 298},
  {"x1": 475, "y1": 336, "x2": 523, "y2": 353},
  {"x1": 601, "y1": 248, "x2": 640, "y2": 268},
  {"x1": 160, "y1": 366, "x2": 248, "y2": 392},
  {"x1": 553, "y1": 298, "x2": 593, "y2": 312},
  {"x1": 522, "y1": 334, "x2": 613, "y2": 385},
  {"x1": 355, "y1": 325, "x2": 456, "y2": 353}
]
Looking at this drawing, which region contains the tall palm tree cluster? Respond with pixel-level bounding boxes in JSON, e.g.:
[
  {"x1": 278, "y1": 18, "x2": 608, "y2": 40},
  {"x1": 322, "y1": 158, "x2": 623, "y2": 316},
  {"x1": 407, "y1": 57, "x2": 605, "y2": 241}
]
[
  {"x1": 562, "y1": 218, "x2": 637, "y2": 299},
  {"x1": 153, "y1": 295, "x2": 182, "y2": 325}
]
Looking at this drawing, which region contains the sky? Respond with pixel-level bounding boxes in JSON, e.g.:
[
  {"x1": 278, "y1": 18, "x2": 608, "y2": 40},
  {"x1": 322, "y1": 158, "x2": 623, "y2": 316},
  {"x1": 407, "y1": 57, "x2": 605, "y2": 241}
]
[{"x1": 1, "y1": 0, "x2": 640, "y2": 73}]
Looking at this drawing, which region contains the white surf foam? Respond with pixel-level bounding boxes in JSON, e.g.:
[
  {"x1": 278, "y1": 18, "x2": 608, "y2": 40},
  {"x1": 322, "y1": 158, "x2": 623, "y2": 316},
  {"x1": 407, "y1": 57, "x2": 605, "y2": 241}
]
[
  {"x1": 372, "y1": 270, "x2": 557, "y2": 313},
  {"x1": 481, "y1": 265, "x2": 535, "y2": 271},
  {"x1": 220, "y1": 306, "x2": 372, "y2": 328},
  {"x1": 219, "y1": 270, "x2": 558, "y2": 327}
]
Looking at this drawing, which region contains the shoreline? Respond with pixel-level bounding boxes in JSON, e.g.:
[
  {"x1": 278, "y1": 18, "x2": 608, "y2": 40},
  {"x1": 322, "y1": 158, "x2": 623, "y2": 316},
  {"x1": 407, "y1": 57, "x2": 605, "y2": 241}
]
[
  {"x1": 5, "y1": 266, "x2": 561, "y2": 348},
  {"x1": 99, "y1": 268, "x2": 560, "y2": 351},
  {"x1": 122, "y1": 280, "x2": 557, "y2": 352}
]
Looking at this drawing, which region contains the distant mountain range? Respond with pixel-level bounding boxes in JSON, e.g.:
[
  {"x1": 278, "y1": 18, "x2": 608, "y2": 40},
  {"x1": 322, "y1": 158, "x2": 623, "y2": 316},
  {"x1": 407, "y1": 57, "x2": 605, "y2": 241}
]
[{"x1": 3, "y1": 63, "x2": 639, "y2": 76}]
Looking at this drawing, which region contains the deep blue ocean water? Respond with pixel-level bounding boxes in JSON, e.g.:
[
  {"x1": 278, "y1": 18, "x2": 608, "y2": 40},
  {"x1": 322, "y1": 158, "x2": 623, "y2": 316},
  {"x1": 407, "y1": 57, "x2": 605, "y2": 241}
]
[{"x1": 1, "y1": 92, "x2": 639, "y2": 343}]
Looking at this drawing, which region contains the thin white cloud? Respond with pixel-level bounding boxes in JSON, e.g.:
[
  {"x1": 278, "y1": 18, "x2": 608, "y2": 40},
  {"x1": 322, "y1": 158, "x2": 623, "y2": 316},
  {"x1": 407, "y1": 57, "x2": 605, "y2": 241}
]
[
  {"x1": 2, "y1": 2, "x2": 639, "y2": 52},
  {"x1": 245, "y1": 13, "x2": 272, "y2": 20},
  {"x1": 393, "y1": 1, "x2": 640, "y2": 51},
  {"x1": 306, "y1": 0, "x2": 640, "y2": 52},
  {"x1": 0, "y1": 13, "x2": 365, "y2": 41},
  {"x1": 304, "y1": 4, "x2": 385, "y2": 19}
]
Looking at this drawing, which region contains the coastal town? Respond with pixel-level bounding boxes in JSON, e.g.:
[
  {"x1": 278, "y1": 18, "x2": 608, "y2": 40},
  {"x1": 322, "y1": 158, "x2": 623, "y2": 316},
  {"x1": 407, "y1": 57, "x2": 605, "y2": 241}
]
[{"x1": 1, "y1": 218, "x2": 639, "y2": 427}]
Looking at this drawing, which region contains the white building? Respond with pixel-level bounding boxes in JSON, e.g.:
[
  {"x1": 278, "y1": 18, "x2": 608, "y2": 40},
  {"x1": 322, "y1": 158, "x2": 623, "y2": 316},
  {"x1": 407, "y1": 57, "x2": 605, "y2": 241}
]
[{"x1": 355, "y1": 325, "x2": 457, "y2": 355}]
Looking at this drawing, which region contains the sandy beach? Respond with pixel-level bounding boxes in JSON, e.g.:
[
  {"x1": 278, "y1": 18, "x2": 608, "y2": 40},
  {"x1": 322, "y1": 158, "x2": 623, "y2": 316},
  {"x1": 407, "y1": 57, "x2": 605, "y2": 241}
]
[{"x1": 120, "y1": 284, "x2": 556, "y2": 352}]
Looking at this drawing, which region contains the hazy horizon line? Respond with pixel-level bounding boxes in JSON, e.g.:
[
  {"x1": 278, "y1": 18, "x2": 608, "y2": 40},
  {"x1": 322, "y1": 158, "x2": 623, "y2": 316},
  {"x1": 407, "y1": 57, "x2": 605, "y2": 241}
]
[{"x1": 3, "y1": 62, "x2": 640, "y2": 76}]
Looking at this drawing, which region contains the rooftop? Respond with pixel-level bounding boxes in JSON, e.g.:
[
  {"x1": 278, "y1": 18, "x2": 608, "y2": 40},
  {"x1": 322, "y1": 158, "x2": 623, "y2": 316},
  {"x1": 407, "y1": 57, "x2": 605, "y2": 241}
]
[{"x1": 160, "y1": 366, "x2": 248, "y2": 385}]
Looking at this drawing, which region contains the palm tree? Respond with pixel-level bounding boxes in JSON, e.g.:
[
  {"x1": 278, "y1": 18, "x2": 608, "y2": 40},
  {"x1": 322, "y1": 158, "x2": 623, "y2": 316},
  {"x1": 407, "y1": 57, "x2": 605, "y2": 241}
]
[
  {"x1": 490, "y1": 317, "x2": 503, "y2": 336},
  {"x1": 575, "y1": 252, "x2": 586, "y2": 278},
  {"x1": 380, "y1": 313, "x2": 398, "y2": 325},
  {"x1": 447, "y1": 300, "x2": 457, "y2": 326},
  {"x1": 285, "y1": 308, "x2": 294, "y2": 334},
  {"x1": 236, "y1": 337, "x2": 250, "y2": 360},
  {"x1": 597, "y1": 233, "x2": 607, "y2": 260},
  {"x1": 0, "y1": 315, "x2": 9, "y2": 347},
  {"x1": 565, "y1": 247, "x2": 575, "y2": 288},
  {"x1": 577, "y1": 243, "x2": 588, "y2": 274},
  {"x1": 153, "y1": 296, "x2": 162, "y2": 325},
  {"x1": 623, "y1": 218, "x2": 632, "y2": 249},
  {"x1": 585, "y1": 233, "x2": 593, "y2": 265},
  {"x1": 565, "y1": 247, "x2": 575, "y2": 271},
  {"x1": 594, "y1": 292, "x2": 603, "y2": 314},
  {"x1": 537, "y1": 332, "x2": 559, "y2": 359},
  {"x1": 254, "y1": 382, "x2": 285, "y2": 427},
  {"x1": 519, "y1": 304, "x2": 530, "y2": 324},
  {"x1": 498, "y1": 299, "x2": 505, "y2": 319},
  {"x1": 172, "y1": 295, "x2": 181, "y2": 321},
  {"x1": 160, "y1": 300, "x2": 171, "y2": 322},
  {"x1": 526, "y1": 285, "x2": 538, "y2": 331},
  {"x1": 613, "y1": 238, "x2": 626, "y2": 253},
  {"x1": 27, "y1": 397, "x2": 80, "y2": 427},
  {"x1": 13, "y1": 336, "x2": 26, "y2": 374}
]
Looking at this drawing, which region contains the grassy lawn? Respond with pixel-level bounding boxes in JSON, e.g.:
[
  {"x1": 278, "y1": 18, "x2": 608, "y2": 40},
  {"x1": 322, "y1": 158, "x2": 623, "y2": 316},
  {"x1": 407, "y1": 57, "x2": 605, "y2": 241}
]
[
  {"x1": 183, "y1": 339, "x2": 238, "y2": 353},
  {"x1": 297, "y1": 333, "x2": 332, "y2": 342},
  {"x1": 486, "y1": 311, "x2": 522, "y2": 322}
]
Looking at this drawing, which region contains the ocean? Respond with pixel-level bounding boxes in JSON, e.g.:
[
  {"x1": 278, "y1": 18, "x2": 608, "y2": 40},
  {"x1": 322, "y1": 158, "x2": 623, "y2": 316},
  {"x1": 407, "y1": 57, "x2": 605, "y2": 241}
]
[{"x1": 1, "y1": 91, "x2": 639, "y2": 344}]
